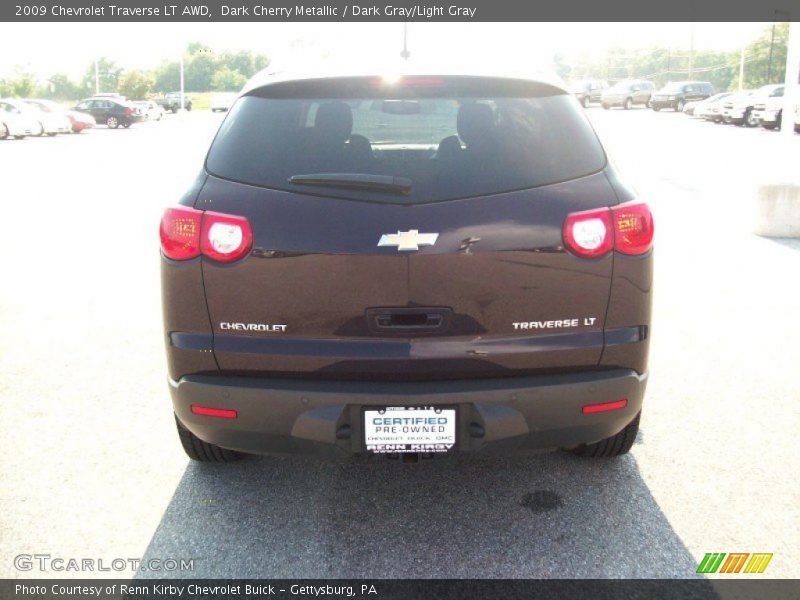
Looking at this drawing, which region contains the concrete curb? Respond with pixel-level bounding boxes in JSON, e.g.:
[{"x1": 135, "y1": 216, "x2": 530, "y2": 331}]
[{"x1": 754, "y1": 183, "x2": 800, "y2": 238}]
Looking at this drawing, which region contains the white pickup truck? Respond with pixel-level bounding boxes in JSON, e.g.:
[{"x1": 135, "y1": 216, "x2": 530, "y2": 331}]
[
  {"x1": 748, "y1": 85, "x2": 785, "y2": 129},
  {"x1": 723, "y1": 84, "x2": 783, "y2": 127}
]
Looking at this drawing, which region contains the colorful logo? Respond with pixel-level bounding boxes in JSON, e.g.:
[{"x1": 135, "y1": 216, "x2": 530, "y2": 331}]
[{"x1": 696, "y1": 553, "x2": 773, "y2": 574}]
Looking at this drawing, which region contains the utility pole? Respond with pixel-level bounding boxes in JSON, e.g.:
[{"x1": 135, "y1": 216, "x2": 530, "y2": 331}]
[
  {"x1": 780, "y1": 20, "x2": 799, "y2": 137},
  {"x1": 688, "y1": 24, "x2": 695, "y2": 80},
  {"x1": 767, "y1": 22, "x2": 776, "y2": 83},
  {"x1": 94, "y1": 60, "x2": 99, "y2": 94},
  {"x1": 739, "y1": 44, "x2": 746, "y2": 91},
  {"x1": 667, "y1": 48, "x2": 671, "y2": 81},
  {"x1": 179, "y1": 53, "x2": 185, "y2": 112}
]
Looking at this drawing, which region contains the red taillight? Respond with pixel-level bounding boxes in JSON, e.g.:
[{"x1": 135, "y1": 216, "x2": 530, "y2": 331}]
[
  {"x1": 200, "y1": 211, "x2": 253, "y2": 263},
  {"x1": 191, "y1": 405, "x2": 238, "y2": 419},
  {"x1": 125, "y1": 107, "x2": 134, "y2": 116},
  {"x1": 160, "y1": 206, "x2": 202, "y2": 260},
  {"x1": 581, "y1": 399, "x2": 628, "y2": 414},
  {"x1": 563, "y1": 201, "x2": 653, "y2": 258},
  {"x1": 562, "y1": 207, "x2": 613, "y2": 258},
  {"x1": 611, "y1": 201, "x2": 654, "y2": 256},
  {"x1": 160, "y1": 207, "x2": 252, "y2": 263}
]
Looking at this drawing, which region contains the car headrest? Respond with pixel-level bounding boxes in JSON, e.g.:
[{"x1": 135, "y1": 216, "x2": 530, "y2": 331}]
[
  {"x1": 314, "y1": 101, "x2": 353, "y2": 145},
  {"x1": 457, "y1": 102, "x2": 495, "y2": 146}
]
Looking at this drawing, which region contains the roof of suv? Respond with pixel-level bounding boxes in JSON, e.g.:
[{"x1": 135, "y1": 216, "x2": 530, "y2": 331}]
[{"x1": 241, "y1": 65, "x2": 568, "y2": 95}]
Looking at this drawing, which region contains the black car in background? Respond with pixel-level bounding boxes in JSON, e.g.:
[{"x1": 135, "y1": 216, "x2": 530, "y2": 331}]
[
  {"x1": 650, "y1": 81, "x2": 715, "y2": 112},
  {"x1": 72, "y1": 98, "x2": 143, "y2": 129},
  {"x1": 569, "y1": 80, "x2": 607, "y2": 107},
  {"x1": 160, "y1": 70, "x2": 654, "y2": 463}
]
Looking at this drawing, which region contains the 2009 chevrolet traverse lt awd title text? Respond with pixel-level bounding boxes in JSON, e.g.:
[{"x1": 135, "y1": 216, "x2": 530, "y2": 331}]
[{"x1": 159, "y1": 68, "x2": 654, "y2": 462}]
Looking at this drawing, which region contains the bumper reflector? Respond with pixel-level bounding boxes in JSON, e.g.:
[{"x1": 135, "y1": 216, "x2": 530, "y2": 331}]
[
  {"x1": 191, "y1": 405, "x2": 238, "y2": 419},
  {"x1": 581, "y1": 399, "x2": 628, "y2": 414}
]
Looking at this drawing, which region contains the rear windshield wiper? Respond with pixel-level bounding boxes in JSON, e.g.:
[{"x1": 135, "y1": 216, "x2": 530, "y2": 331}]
[{"x1": 288, "y1": 173, "x2": 412, "y2": 195}]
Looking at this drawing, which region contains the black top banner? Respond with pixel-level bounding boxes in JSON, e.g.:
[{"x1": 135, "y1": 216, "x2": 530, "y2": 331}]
[{"x1": 3, "y1": 0, "x2": 799, "y2": 22}]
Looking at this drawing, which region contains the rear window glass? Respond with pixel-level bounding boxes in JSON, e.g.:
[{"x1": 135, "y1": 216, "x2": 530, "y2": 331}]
[{"x1": 206, "y1": 77, "x2": 606, "y2": 203}]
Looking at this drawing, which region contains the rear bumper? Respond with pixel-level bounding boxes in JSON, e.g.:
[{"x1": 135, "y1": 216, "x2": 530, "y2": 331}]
[
  {"x1": 760, "y1": 110, "x2": 780, "y2": 124},
  {"x1": 650, "y1": 100, "x2": 678, "y2": 110},
  {"x1": 171, "y1": 369, "x2": 647, "y2": 457},
  {"x1": 723, "y1": 108, "x2": 746, "y2": 120}
]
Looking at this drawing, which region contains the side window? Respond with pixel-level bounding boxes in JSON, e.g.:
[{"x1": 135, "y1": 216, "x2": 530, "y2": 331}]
[
  {"x1": 684, "y1": 85, "x2": 693, "y2": 93},
  {"x1": 772, "y1": 88, "x2": 784, "y2": 97}
]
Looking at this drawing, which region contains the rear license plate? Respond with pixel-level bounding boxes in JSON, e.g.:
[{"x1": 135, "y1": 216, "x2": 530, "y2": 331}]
[{"x1": 363, "y1": 406, "x2": 457, "y2": 454}]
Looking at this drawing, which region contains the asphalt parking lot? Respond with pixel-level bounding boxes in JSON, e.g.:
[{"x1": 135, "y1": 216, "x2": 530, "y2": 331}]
[{"x1": 0, "y1": 106, "x2": 798, "y2": 580}]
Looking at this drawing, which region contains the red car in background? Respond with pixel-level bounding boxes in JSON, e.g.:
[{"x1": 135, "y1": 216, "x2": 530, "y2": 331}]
[{"x1": 24, "y1": 99, "x2": 96, "y2": 133}]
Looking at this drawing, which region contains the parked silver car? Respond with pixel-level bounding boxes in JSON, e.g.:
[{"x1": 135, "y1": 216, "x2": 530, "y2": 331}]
[
  {"x1": 134, "y1": 101, "x2": 165, "y2": 121},
  {"x1": 601, "y1": 80, "x2": 655, "y2": 110}
]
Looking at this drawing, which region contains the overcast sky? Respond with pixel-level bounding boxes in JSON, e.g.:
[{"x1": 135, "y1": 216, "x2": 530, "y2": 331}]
[{"x1": 0, "y1": 22, "x2": 766, "y2": 80}]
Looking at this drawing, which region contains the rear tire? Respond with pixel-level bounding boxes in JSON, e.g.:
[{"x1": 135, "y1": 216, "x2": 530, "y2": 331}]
[
  {"x1": 675, "y1": 99, "x2": 685, "y2": 112},
  {"x1": 568, "y1": 413, "x2": 640, "y2": 458},
  {"x1": 581, "y1": 96, "x2": 589, "y2": 108},
  {"x1": 106, "y1": 116, "x2": 119, "y2": 129},
  {"x1": 175, "y1": 415, "x2": 243, "y2": 462},
  {"x1": 602, "y1": 103, "x2": 610, "y2": 110},
  {"x1": 623, "y1": 98, "x2": 632, "y2": 110},
  {"x1": 744, "y1": 108, "x2": 758, "y2": 128}
]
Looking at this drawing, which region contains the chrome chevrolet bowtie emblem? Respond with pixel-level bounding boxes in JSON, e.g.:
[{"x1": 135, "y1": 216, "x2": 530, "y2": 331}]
[{"x1": 378, "y1": 229, "x2": 439, "y2": 251}]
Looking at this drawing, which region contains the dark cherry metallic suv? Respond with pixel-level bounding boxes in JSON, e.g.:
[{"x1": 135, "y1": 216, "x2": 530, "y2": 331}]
[{"x1": 160, "y1": 70, "x2": 654, "y2": 462}]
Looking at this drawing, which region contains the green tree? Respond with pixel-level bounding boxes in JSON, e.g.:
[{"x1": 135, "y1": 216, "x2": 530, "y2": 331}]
[
  {"x1": 184, "y1": 51, "x2": 217, "y2": 92},
  {"x1": 218, "y1": 50, "x2": 269, "y2": 78},
  {"x1": 729, "y1": 22, "x2": 789, "y2": 89},
  {"x1": 82, "y1": 57, "x2": 122, "y2": 94},
  {"x1": 210, "y1": 67, "x2": 246, "y2": 91},
  {"x1": 152, "y1": 60, "x2": 180, "y2": 93},
  {"x1": 552, "y1": 53, "x2": 571, "y2": 80},
  {"x1": 37, "y1": 73, "x2": 84, "y2": 100},
  {"x1": 118, "y1": 69, "x2": 153, "y2": 100},
  {"x1": 9, "y1": 68, "x2": 36, "y2": 97}
]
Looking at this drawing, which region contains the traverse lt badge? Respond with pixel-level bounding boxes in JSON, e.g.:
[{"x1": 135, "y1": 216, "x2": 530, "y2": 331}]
[{"x1": 378, "y1": 230, "x2": 439, "y2": 251}]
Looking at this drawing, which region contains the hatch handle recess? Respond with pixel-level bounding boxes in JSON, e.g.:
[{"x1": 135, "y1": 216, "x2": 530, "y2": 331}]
[{"x1": 366, "y1": 307, "x2": 452, "y2": 334}]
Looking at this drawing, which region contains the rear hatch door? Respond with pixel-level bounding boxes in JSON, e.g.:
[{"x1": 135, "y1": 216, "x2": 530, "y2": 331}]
[{"x1": 199, "y1": 75, "x2": 614, "y2": 380}]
